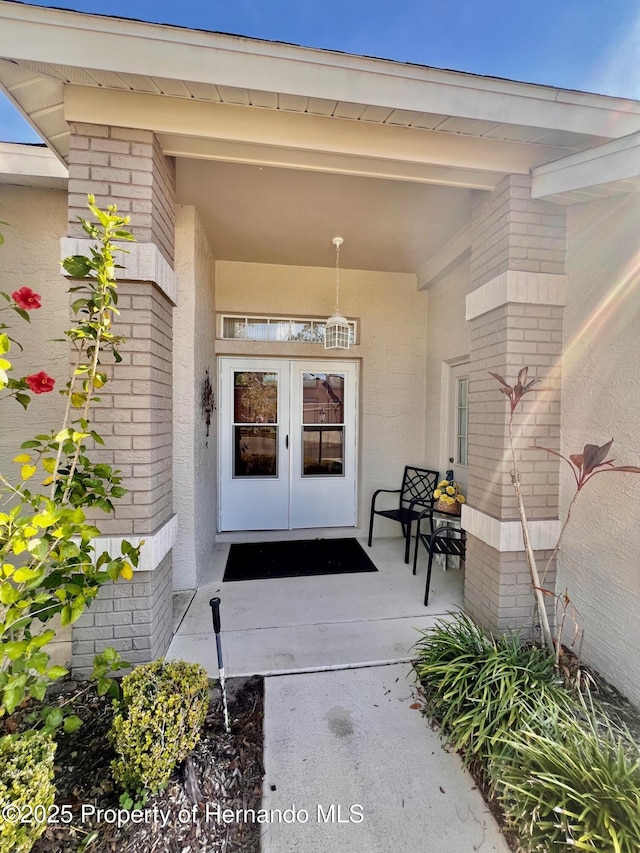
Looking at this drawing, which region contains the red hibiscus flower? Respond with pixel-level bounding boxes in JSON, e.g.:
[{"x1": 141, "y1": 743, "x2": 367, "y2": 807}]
[
  {"x1": 26, "y1": 372, "x2": 55, "y2": 394},
  {"x1": 11, "y1": 287, "x2": 42, "y2": 310}
]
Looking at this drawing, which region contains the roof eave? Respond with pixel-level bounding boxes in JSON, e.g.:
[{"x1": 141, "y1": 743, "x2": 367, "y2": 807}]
[{"x1": 1, "y1": 0, "x2": 639, "y2": 144}]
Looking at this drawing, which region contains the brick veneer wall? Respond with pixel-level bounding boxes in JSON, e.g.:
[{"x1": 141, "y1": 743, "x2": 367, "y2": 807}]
[
  {"x1": 471, "y1": 174, "x2": 566, "y2": 289},
  {"x1": 464, "y1": 534, "x2": 557, "y2": 634},
  {"x1": 463, "y1": 174, "x2": 566, "y2": 637},
  {"x1": 90, "y1": 282, "x2": 173, "y2": 536},
  {"x1": 72, "y1": 553, "x2": 173, "y2": 677},
  {"x1": 467, "y1": 302, "x2": 563, "y2": 521},
  {"x1": 67, "y1": 123, "x2": 176, "y2": 264}
]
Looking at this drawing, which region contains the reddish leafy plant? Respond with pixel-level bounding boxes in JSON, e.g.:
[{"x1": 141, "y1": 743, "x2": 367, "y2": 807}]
[
  {"x1": 491, "y1": 367, "x2": 640, "y2": 665},
  {"x1": 533, "y1": 438, "x2": 640, "y2": 490},
  {"x1": 489, "y1": 366, "x2": 548, "y2": 414}
]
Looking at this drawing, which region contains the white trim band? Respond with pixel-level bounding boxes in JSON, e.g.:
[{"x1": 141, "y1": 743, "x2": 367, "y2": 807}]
[
  {"x1": 91, "y1": 514, "x2": 178, "y2": 572},
  {"x1": 461, "y1": 504, "x2": 560, "y2": 552},
  {"x1": 466, "y1": 270, "x2": 567, "y2": 320},
  {"x1": 0, "y1": 141, "x2": 68, "y2": 180},
  {"x1": 531, "y1": 130, "x2": 640, "y2": 202},
  {"x1": 60, "y1": 238, "x2": 177, "y2": 306}
]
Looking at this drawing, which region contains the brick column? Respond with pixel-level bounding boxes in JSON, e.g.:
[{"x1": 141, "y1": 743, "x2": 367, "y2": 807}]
[
  {"x1": 462, "y1": 175, "x2": 566, "y2": 635},
  {"x1": 67, "y1": 123, "x2": 175, "y2": 264},
  {"x1": 63, "y1": 123, "x2": 178, "y2": 675}
]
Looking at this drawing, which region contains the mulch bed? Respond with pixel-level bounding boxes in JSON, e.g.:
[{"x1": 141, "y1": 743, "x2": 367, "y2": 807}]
[
  {"x1": 5, "y1": 652, "x2": 639, "y2": 853},
  {"x1": 4, "y1": 676, "x2": 263, "y2": 853}
]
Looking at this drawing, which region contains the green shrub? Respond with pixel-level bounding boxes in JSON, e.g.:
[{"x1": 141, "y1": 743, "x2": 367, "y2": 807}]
[
  {"x1": 0, "y1": 732, "x2": 56, "y2": 853},
  {"x1": 110, "y1": 659, "x2": 209, "y2": 796},
  {"x1": 413, "y1": 613, "x2": 571, "y2": 766},
  {"x1": 495, "y1": 710, "x2": 640, "y2": 852}
]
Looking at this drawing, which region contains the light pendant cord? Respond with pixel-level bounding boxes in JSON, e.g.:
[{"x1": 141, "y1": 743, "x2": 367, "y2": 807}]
[
  {"x1": 332, "y1": 235, "x2": 344, "y2": 315},
  {"x1": 335, "y1": 240, "x2": 341, "y2": 314}
]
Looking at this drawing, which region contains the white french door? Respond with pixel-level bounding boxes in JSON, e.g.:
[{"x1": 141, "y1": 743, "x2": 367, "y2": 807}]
[{"x1": 219, "y1": 358, "x2": 358, "y2": 531}]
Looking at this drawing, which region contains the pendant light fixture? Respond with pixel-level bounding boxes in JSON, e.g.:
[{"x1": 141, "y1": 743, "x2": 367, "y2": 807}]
[{"x1": 324, "y1": 236, "x2": 351, "y2": 350}]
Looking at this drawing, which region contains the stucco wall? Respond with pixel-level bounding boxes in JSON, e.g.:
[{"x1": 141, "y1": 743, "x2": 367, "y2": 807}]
[
  {"x1": 423, "y1": 256, "x2": 471, "y2": 483},
  {"x1": 561, "y1": 193, "x2": 640, "y2": 705},
  {"x1": 193, "y1": 211, "x2": 217, "y2": 582},
  {"x1": 215, "y1": 260, "x2": 426, "y2": 533},
  {"x1": 1, "y1": 185, "x2": 71, "y2": 664},
  {"x1": 0, "y1": 186, "x2": 69, "y2": 462},
  {"x1": 173, "y1": 206, "x2": 217, "y2": 589}
]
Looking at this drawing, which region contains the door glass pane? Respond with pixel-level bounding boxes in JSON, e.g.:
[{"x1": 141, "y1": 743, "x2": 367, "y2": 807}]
[
  {"x1": 302, "y1": 373, "x2": 344, "y2": 424},
  {"x1": 234, "y1": 372, "x2": 278, "y2": 423},
  {"x1": 302, "y1": 427, "x2": 344, "y2": 476},
  {"x1": 233, "y1": 372, "x2": 278, "y2": 477},
  {"x1": 234, "y1": 426, "x2": 278, "y2": 477}
]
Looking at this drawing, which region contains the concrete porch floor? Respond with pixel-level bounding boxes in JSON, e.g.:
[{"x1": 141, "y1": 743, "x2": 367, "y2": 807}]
[{"x1": 167, "y1": 537, "x2": 464, "y2": 677}]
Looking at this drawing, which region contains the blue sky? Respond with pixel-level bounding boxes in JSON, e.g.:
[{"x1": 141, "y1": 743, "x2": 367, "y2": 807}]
[{"x1": 1, "y1": 0, "x2": 639, "y2": 142}]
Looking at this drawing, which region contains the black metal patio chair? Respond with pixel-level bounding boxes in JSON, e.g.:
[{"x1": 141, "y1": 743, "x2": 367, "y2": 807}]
[
  {"x1": 367, "y1": 465, "x2": 439, "y2": 564},
  {"x1": 413, "y1": 516, "x2": 466, "y2": 606}
]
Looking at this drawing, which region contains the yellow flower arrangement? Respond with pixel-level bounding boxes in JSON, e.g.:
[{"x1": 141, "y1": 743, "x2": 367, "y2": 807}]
[{"x1": 434, "y1": 479, "x2": 466, "y2": 507}]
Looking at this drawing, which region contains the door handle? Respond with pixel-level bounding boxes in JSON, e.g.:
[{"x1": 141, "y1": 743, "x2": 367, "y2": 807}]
[{"x1": 285, "y1": 434, "x2": 289, "y2": 449}]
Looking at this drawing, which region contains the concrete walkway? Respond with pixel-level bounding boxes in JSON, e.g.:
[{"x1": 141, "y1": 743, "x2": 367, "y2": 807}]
[
  {"x1": 261, "y1": 663, "x2": 509, "y2": 853},
  {"x1": 168, "y1": 538, "x2": 508, "y2": 851},
  {"x1": 168, "y1": 538, "x2": 464, "y2": 676}
]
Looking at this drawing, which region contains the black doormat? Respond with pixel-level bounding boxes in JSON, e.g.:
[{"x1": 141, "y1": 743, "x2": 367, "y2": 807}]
[{"x1": 223, "y1": 538, "x2": 378, "y2": 582}]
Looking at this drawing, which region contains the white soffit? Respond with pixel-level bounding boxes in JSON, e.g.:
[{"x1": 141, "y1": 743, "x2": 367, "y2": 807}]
[
  {"x1": 1, "y1": 1, "x2": 639, "y2": 166},
  {"x1": 531, "y1": 131, "x2": 640, "y2": 204},
  {"x1": 64, "y1": 87, "x2": 573, "y2": 191}
]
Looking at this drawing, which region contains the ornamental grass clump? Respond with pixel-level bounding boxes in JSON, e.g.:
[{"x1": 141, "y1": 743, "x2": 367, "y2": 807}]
[
  {"x1": 414, "y1": 613, "x2": 571, "y2": 767},
  {"x1": 0, "y1": 732, "x2": 55, "y2": 853},
  {"x1": 415, "y1": 613, "x2": 640, "y2": 851},
  {"x1": 494, "y1": 709, "x2": 640, "y2": 852},
  {"x1": 110, "y1": 659, "x2": 210, "y2": 797}
]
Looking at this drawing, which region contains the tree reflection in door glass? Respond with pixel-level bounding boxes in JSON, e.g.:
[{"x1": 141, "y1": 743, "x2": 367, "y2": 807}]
[
  {"x1": 234, "y1": 426, "x2": 278, "y2": 477},
  {"x1": 234, "y1": 372, "x2": 278, "y2": 422},
  {"x1": 233, "y1": 372, "x2": 278, "y2": 477}
]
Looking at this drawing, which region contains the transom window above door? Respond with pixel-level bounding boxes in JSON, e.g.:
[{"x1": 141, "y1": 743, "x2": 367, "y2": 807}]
[{"x1": 220, "y1": 314, "x2": 357, "y2": 344}]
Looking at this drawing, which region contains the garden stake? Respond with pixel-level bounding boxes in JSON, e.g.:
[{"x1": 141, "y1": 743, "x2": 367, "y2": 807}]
[{"x1": 209, "y1": 597, "x2": 231, "y2": 733}]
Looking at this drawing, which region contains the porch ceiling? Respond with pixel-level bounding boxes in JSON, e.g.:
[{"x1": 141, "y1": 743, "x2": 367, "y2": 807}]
[{"x1": 176, "y1": 158, "x2": 473, "y2": 273}]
